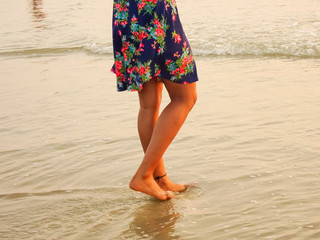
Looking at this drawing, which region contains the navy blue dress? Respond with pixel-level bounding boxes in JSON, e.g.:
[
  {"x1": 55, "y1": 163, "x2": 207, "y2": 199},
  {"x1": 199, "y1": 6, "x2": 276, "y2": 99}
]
[{"x1": 111, "y1": 0, "x2": 198, "y2": 91}]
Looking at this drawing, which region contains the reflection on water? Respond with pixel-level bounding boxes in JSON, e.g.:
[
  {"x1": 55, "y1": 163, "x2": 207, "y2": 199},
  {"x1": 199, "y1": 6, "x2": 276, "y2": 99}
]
[
  {"x1": 129, "y1": 200, "x2": 181, "y2": 239},
  {"x1": 31, "y1": 0, "x2": 47, "y2": 24}
]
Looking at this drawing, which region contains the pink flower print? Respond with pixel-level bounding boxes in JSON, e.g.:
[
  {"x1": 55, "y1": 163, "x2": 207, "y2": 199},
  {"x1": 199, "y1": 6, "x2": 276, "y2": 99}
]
[
  {"x1": 118, "y1": 30, "x2": 122, "y2": 36},
  {"x1": 138, "y1": 42, "x2": 145, "y2": 52},
  {"x1": 172, "y1": 14, "x2": 176, "y2": 21},
  {"x1": 183, "y1": 41, "x2": 187, "y2": 48},
  {"x1": 174, "y1": 51, "x2": 180, "y2": 58},
  {"x1": 151, "y1": 40, "x2": 156, "y2": 49}
]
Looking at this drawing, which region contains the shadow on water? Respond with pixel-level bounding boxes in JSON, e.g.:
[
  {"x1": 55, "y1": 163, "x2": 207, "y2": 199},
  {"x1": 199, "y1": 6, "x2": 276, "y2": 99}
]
[{"x1": 122, "y1": 200, "x2": 181, "y2": 239}]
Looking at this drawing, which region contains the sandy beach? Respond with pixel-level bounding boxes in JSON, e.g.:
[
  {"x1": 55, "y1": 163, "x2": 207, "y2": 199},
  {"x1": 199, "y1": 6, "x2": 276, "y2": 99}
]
[{"x1": 1, "y1": 0, "x2": 320, "y2": 239}]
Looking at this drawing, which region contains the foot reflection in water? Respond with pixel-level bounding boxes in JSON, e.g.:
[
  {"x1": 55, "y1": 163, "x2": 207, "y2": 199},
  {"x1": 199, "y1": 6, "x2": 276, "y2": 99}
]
[
  {"x1": 31, "y1": 0, "x2": 47, "y2": 22},
  {"x1": 129, "y1": 200, "x2": 181, "y2": 239}
]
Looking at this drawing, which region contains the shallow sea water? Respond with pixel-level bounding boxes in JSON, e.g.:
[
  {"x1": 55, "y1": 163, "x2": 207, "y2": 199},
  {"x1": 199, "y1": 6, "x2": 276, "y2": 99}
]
[{"x1": 1, "y1": 0, "x2": 320, "y2": 239}]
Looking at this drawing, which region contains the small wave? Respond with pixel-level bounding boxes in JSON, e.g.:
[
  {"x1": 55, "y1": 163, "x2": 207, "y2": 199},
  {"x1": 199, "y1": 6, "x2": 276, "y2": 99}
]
[
  {"x1": 1, "y1": 42, "x2": 319, "y2": 59},
  {"x1": 0, "y1": 186, "x2": 126, "y2": 199},
  {"x1": 83, "y1": 43, "x2": 113, "y2": 54},
  {"x1": 0, "y1": 44, "x2": 113, "y2": 57},
  {"x1": 82, "y1": 41, "x2": 320, "y2": 59},
  {"x1": 192, "y1": 48, "x2": 320, "y2": 59},
  {"x1": 0, "y1": 46, "x2": 84, "y2": 56}
]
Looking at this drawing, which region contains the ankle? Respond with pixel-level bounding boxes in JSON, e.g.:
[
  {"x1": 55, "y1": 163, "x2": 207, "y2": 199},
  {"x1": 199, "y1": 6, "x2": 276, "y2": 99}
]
[
  {"x1": 138, "y1": 171, "x2": 153, "y2": 180},
  {"x1": 154, "y1": 173, "x2": 167, "y2": 182}
]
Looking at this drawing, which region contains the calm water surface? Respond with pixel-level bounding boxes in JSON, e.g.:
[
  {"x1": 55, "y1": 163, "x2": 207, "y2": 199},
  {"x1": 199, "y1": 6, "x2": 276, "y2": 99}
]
[{"x1": 1, "y1": 0, "x2": 320, "y2": 239}]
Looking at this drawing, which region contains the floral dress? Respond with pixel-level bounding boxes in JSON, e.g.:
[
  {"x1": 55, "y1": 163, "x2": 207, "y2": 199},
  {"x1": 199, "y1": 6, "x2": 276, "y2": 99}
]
[{"x1": 111, "y1": 0, "x2": 198, "y2": 91}]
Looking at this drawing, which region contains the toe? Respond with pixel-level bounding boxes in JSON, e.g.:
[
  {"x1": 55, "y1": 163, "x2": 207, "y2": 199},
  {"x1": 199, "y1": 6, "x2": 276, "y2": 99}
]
[{"x1": 166, "y1": 191, "x2": 174, "y2": 199}]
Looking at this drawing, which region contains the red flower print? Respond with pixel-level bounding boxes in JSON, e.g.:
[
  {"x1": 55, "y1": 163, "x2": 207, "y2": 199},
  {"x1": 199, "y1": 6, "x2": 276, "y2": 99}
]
[
  {"x1": 112, "y1": 0, "x2": 197, "y2": 91},
  {"x1": 138, "y1": 42, "x2": 145, "y2": 52},
  {"x1": 138, "y1": 2, "x2": 146, "y2": 10},
  {"x1": 138, "y1": 31, "x2": 148, "y2": 41},
  {"x1": 139, "y1": 66, "x2": 146, "y2": 75},
  {"x1": 182, "y1": 57, "x2": 189, "y2": 65},
  {"x1": 120, "y1": 20, "x2": 128, "y2": 26},
  {"x1": 115, "y1": 61, "x2": 122, "y2": 70},
  {"x1": 156, "y1": 27, "x2": 164, "y2": 37},
  {"x1": 154, "y1": 18, "x2": 160, "y2": 26},
  {"x1": 174, "y1": 33, "x2": 181, "y2": 43},
  {"x1": 155, "y1": 69, "x2": 161, "y2": 77},
  {"x1": 127, "y1": 67, "x2": 134, "y2": 74}
]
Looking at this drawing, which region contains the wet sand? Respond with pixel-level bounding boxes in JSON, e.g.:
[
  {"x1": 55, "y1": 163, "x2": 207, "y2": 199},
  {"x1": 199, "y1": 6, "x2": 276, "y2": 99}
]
[{"x1": 1, "y1": 53, "x2": 320, "y2": 239}]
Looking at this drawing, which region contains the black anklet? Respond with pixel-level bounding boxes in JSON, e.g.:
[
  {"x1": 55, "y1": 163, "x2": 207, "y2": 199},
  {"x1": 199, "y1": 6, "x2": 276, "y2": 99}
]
[{"x1": 154, "y1": 173, "x2": 167, "y2": 182}]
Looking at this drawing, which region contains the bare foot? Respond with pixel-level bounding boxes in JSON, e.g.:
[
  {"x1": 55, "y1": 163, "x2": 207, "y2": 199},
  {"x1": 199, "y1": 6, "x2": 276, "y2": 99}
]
[
  {"x1": 156, "y1": 175, "x2": 189, "y2": 192},
  {"x1": 130, "y1": 174, "x2": 174, "y2": 200}
]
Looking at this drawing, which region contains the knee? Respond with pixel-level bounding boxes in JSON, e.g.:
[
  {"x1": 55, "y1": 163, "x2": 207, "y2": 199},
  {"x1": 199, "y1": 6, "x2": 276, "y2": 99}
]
[
  {"x1": 185, "y1": 92, "x2": 197, "y2": 110},
  {"x1": 172, "y1": 91, "x2": 197, "y2": 110},
  {"x1": 139, "y1": 100, "x2": 160, "y2": 113},
  {"x1": 191, "y1": 92, "x2": 198, "y2": 107}
]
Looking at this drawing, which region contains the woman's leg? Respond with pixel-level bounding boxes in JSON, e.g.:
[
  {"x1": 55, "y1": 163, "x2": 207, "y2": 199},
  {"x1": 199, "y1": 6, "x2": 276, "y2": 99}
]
[
  {"x1": 132, "y1": 78, "x2": 172, "y2": 200},
  {"x1": 136, "y1": 79, "x2": 187, "y2": 192},
  {"x1": 137, "y1": 78, "x2": 163, "y2": 154},
  {"x1": 130, "y1": 78, "x2": 197, "y2": 200}
]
